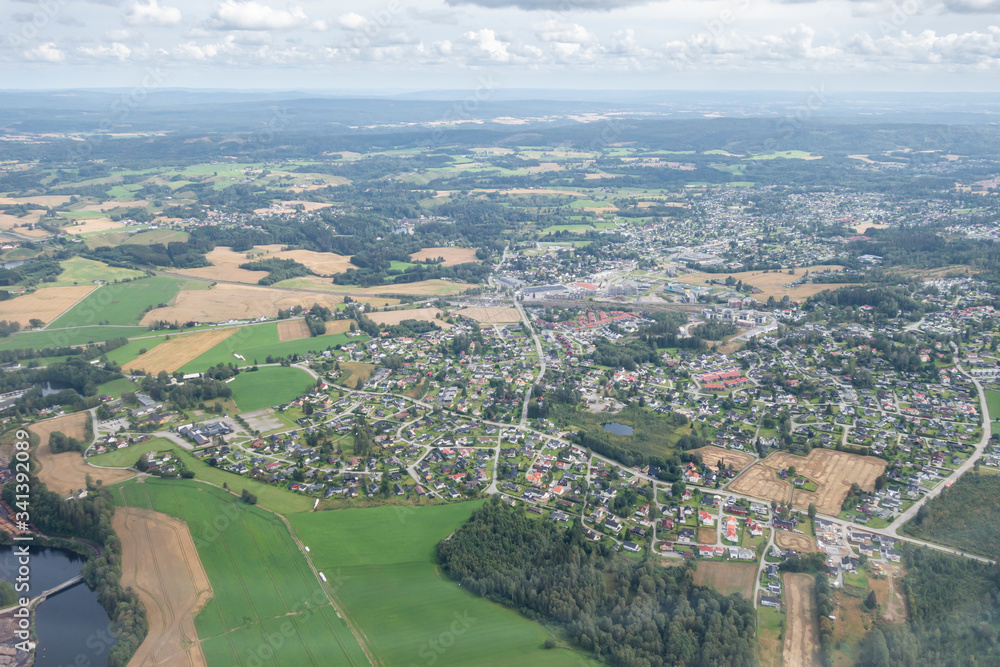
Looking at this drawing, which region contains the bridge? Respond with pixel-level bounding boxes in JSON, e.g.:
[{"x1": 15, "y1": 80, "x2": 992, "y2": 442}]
[{"x1": 29, "y1": 574, "x2": 84, "y2": 609}]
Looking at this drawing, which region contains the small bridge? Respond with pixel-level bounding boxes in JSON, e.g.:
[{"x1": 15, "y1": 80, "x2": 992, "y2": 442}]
[{"x1": 29, "y1": 574, "x2": 84, "y2": 609}]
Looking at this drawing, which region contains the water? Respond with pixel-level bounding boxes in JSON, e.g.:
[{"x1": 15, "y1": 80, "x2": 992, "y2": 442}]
[
  {"x1": 602, "y1": 422, "x2": 634, "y2": 436},
  {"x1": 1, "y1": 261, "x2": 24, "y2": 270},
  {"x1": 0, "y1": 546, "x2": 115, "y2": 667},
  {"x1": 39, "y1": 381, "x2": 72, "y2": 397}
]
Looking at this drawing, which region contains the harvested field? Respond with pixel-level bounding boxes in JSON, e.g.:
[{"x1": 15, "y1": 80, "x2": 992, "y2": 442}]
[
  {"x1": 849, "y1": 222, "x2": 888, "y2": 234},
  {"x1": 692, "y1": 561, "x2": 756, "y2": 599},
  {"x1": 276, "y1": 275, "x2": 470, "y2": 297},
  {"x1": 409, "y1": 246, "x2": 479, "y2": 266},
  {"x1": 30, "y1": 413, "x2": 133, "y2": 496},
  {"x1": 0, "y1": 285, "x2": 96, "y2": 327},
  {"x1": 323, "y1": 319, "x2": 354, "y2": 335},
  {"x1": 369, "y1": 307, "x2": 452, "y2": 328},
  {"x1": 174, "y1": 247, "x2": 270, "y2": 283},
  {"x1": 689, "y1": 445, "x2": 756, "y2": 472},
  {"x1": 124, "y1": 328, "x2": 238, "y2": 373},
  {"x1": 139, "y1": 284, "x2": 344, "y2": 325},
  {"x1": 61, "y1": 217, "x2": 125, "y2": 235},
  {"x1": 677, "y1": 265, "x2": 855, "y2": 302},
  {"x1": 340, "y1": 361, "x2": 375, "y2": 389},
  {"x1": 274, "y1": 248, "x2": 353, "y2": 276},
  {"x1": 115, "y1": 506, "x2": 212, "y2": 667},
  {"x1": 454, "y1": 307, "x2": 521, "y2": 323},
  {"x1": 0, "y1": 211, "x2": 44, "y2": 231},
  {"x1": 775, "y1": 531, "x2": 817, "y2": 553},
  {"x1": 730, "y1": 449, "x2": 886, "y2": 516},
  {"x1": 276, "y1": 319, "x2": 310, "y2": 342},
  {"x1": 783, "y1": 573, "x2": 821, "y2": 667}
]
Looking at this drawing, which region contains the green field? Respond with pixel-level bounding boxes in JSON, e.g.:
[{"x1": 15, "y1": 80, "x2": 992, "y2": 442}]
[
  {"x1": 103, "y1": 336, "x2": 169, "y2": 366},
  {"x1": 746, "y1": 150, "x2": 817, "y2": 160},
  {"x1": 0, "y1": 325, "x2": 150, "y2": 351},
  {"x1": 179, "y1": 323, "x2": 361, "y2": 372},
  {"x1": 88, "y1": 436, "x2": 173, "y2": 467},
  {"x1": 113, "y1": 478, "x2": 366, "y2": 666},
  {"x1": 95, "y1": 376, "x2": 139, "y2": 398},
  {"x1": 125, "y1": 229, "x2": 190, "y2": 245},
  {"x1": 49, "y1": 257, "x2": 146, "y2": 287},
  {"x1": 289, "y1": 503, "x2": 597, "y2": 667},
  {"x1": 228, "y1": 366, "x2": 316, "y2": 412},
  {"x1": 986, "y1": 389, "x2": 1000, "y2": 434},
  {"x1": 48, "y1": 276, "x2": 207, "y2": 328}
]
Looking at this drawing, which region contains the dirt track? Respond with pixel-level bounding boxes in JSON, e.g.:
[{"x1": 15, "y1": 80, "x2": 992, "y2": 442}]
[
  {"x1": 115, "y1": 506, "x2": 212, "y2": 667},
  {"x1": 783, "y1": 573, "x2": 821, "y2": 667},
  {"x1": 775, "y1": 531, "x2": 816, "y2": 553},
  {"x1": 30, "y1": 413, "x2": 134, "y2": 495}
]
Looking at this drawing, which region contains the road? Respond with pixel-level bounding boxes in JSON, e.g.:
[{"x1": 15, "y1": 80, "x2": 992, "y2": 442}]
[{"x1": 515, "y1": 299, "x2": 546, "y2": 428}]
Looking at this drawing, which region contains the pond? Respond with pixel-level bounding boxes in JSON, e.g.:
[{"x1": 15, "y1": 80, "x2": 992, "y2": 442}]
[
  {"x1": 602, "y1": 422, "x2": 634, "y2": 436},
  {"x1": 0, "y1": 546, "x2": 116, "y2": 666}
]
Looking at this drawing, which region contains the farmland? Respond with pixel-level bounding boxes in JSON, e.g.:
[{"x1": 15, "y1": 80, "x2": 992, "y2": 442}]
[
  {"x1": 88, "y1": 436, "x2": 176, "y2": 468},
  {"x1": 49, "y1": 275, "x2": 206, "y2": 328},
  {"x1": 689, "y1": 445, "x2": 756, "y2": 472},
  {"x1": 276, "y1": 319, "x2": 310, "y2": 342},
  {"x1": 774, "y1": 530, "x2": 816, "y2": 552},
  {"x1": 454, "y1": 306, "x2": 521, "y2": 323},
  {"x1": 368, "y1": 307, "x2": 450, "y2": 328},
  {"x1": 30, "y1": 413, "x2": 134, "y2": 495},
  {"x1": 47, "y1": 257, "x2": 145, "y2": 287},
  {"x1": 228, "y1": 366, "x2": 316, "y2": 412},
  {"x1": 691, "y1": 561, "x2": 756, "y2": 599},
  {"x1": 113, "y1": 478, "x2": 368, "y2": 667},
  {"x1": 0, "y1": 285, "x2": 96, "y2": 327},
  {"x1": 409, "y1": 246, "x2": 479, "y2": 266},
  {"x1": 675, "y1": 265, "x2": 853, "y2": 301},
  {"x1": 115, "y1": 506, "x2": 212, "y2": 667},
  {"x1": 274, "y1": 276, "x2": 472, "y2": 297},
  {"x1": 140, "y1": 283, "x2": 345, "y2": 324},
  {"x1": 123, "y1": 328, "x2": 238, "y2": 374},
  {"x1": 729, "y1": 449, "x2": 886, "y2": 515},
  {"x1": 289, "y1": 503, "x2": 595, "y2": 667},
  {"x1": 782, "y1": 573, "x2": 821, "y2": 667},
  {"x1": 177, "y1": 322, "x2": 359, "y2": 372}
]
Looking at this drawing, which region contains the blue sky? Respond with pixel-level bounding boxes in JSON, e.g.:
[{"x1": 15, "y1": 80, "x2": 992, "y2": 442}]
[{"x1": 1, "y1": 0, "x2": 999, "y2": 91}]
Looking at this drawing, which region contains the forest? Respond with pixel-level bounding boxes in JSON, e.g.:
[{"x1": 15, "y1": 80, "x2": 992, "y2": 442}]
[
  {"x1": 437, "y1": 497, "x2": 758, "y2": 666},
  {"x1": 901, "y1": 472, "x2": 1000, "y2": 558}
]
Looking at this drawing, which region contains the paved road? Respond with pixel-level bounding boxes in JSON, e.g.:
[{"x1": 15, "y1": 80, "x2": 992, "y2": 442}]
[{"x1": 515, "y1": 300, "x2": 546, "y2": 429}]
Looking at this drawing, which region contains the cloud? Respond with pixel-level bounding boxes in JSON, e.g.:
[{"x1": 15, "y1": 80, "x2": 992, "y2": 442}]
[
  {"x1": 210, "y1": 0, "x2": 326, "y2": 31},
  {"x1": 124, "y1": 0, "x2": 182, "y2": 27},
  {"x1": 22, "y1": 42, "x2": 64, "y2": 62},
  {"x1": 941, "y1": 0, "x2": 1000, "y2": 12},
  {"x1": 465, "y1": 28, "x2": 511, "y2": 61},
  {"x1": 846, "y1": 27, "x2": 1000, "y2": 65},
  {"x1": 338, "y1": 12, "x2": 368, "y2": 30},
  {"x1": 446, "y1": 0, "x2": 651, "y2": 10},
  {"x1": 79, "y1": 42, "x2": 132, "y2": 60},
  {"x1": 534, "y1": 20, "x2": 596, "y2": 44}
]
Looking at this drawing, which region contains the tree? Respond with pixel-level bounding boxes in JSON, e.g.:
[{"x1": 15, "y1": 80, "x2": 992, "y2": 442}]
[
  {"x1": 864, "y1": 590, "x2": 878, "y2": 611},
  {"x1": 788, "y1": 465, "x2": 797, "y2": 477},
  {"x1": 241, "y1": 489, "x2": 258, "y2": 505},
  {"x1": 808, "y1": 503, "x2": 817, "y2": 520}
]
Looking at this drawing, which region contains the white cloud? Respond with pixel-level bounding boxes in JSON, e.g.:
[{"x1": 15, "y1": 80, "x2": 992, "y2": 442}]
[
  {"x1": 846, "y1": 27, "x2": 1000, "y2": 66},
  {"x1": 465, "y1": 28, "x2": 510, "y2": 61},
  {"x1": 124, "y1": 0, "x2": 182, "y2": 27},
  {"x1": 79, "y1": 42, "x2": 132, "y2": 60},
  {"x1": 534, "y1": 21, "x2": 596, "y2": 45},
  {"x1": 104, "y1": 28, "x2": 141, "y2": 43},
  {"x1": 211, "y1": 0, "x2": 325, "y2": 31},
  {"x1": 338, "y1": 12, "x2": 368, "y2": 31},
  {"x1": 22, "y1": 42, "x2": 64, "y2": 62}
]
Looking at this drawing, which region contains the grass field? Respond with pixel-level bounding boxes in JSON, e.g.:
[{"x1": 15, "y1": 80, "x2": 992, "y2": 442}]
[
  {"x1": 48, "y1": 257, "x2": 146, "y2": 287},
  {"x1": 89, "y1": 436, "x2": 175, "y2": 467},
  {"x1": 986, "y1": 389, "x2": 1000, "y2": 434},
  {"x1": 113, "y1": 478, "x2": 367, "y2": 666},
  {"x1": 179, "y1": 323, "x2": 361, "y2": 372},
  {"x1": 747, "y1": 150, "x2": 819, "y2": 160},
  {"x1": 289, "y1": 503, "x2": 596, "y2": 667},
  {"x1": 229, "y1": 366, "x2": 316, "y2": 412},
  {"x1": 124, "y1": 328, "x2": 239, "y2": 374},
  {"x1": 95, "y1": 376, "x2": 139, "y2": 398},
  {"x1": 0, "y1": 325, "x2": 150, "y2": 351},
  {"x1": 48, "y1": 276, "x2": 206, "y2": 328},
  {"x1": 675, "y1": 265, "x2": 852, "y2": 302}
]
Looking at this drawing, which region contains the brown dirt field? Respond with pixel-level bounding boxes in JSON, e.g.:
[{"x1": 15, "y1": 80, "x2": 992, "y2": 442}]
[
  {"x1": 62, "y1": 217, "x2": 126, "y2": 235},
  {"x1": 872, "y1": 563, "x2": 907, "y2": 623},
  {"x1": 0, "y1": 285, "x2": 96, "y2": 327},
  {"x1": 116, "y1": 506, "x2": 212, "y2": 667},
  {"x1": 676, "y1": 265, "x2": 856, "y2": 302},
  {"x1": 174, "y1": 247, "x2": 271, "y2": 283},
  {"x1": 849, "y1": 223, "x2": 888, "y2": 234},
  {"x1": 124, "y1": 328, "x2": 239, "y2": 373},
  {"x1": 274, "y1": 249, "x2": 353, "y2": 276},
  {"x1": 340, "y1": 361, "x2": 375, "y2": 389},
  {"x1": 277, "y1": 319, "x2": 310, "y2": 342},
  {"x1": 140, "y1": 284, "x2": 345, "y2": 324},
  {"x1": 783, "y1": 573, "x2": 821, "y2": 667},
  {"x1": 692, "y1": 561, "x2": 756, "y2": 599},
  {"x1": 454, "y1": 307, "x2": 521, "y2": 323},
  {"x1": 323, "y1": 319, "x2": 355, "y2": 335},
  {"x1": 697, "y1": 527, "x2": 717, "y2": 544},
  {"x1": 30, "y1": 413, "x2": 134, "y2": 495},
  {"x1": 689, "y1": 445, "x2": 756, "y2": 472},
  {"x1": 775, "y1": 531, "x2": 817, "y2": 553},
  {"x1": 409, "y1": 247, "x2": 479, "y2": 266},
  {"x1": 368, "y1": 307, "x2": 452, "y2": 328},
  {"x1": 732, "y1": 450, "x2": 886, "y2": 516}
]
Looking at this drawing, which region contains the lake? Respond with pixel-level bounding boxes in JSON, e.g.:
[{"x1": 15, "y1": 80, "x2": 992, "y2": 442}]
[
  {"x1": 0, "y1": 546, "x2": 116, "y2": 666},
  {"x1": 602, "y1": 422, "x2": 634, "y2": 436}
]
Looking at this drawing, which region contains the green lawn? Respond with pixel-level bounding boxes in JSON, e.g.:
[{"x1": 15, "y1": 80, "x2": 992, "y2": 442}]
[
  {"x1": 112, "y1": 478, "x2": 366, "y2": 666},
  {"x1": 228, "y1": 366, "x2": 316, "y2": 412},
  {"x1": 986, "y1": 389, "x2": 1000, "y2": 434},
  {"x1": 103, "y1": 336, "x2": 170, "y2": 366},
  {"x1": 179, "y1": 324, "x2": 361, "y2": 372},
  {"x1": 0, "y1": 326, "x2": 149, "y2": 351},
  {"x1": 88, "y1": 436, "x2": 173, "y2": 467},
  {"x1": 48, "y1": 276, "x2": 206, "y2": 328},
  {"x1": 125, "y1": 229, "x2": 190, "y2": 245},
  {"x1": 49, "y1": 257, "x2": 146, "y2": 287},
  {"x1": 289, "y1": 503, "x2": 597, "y2": 667},
  {"x1": 95, "y1": 376, "x2": 139, "y2": 398}
]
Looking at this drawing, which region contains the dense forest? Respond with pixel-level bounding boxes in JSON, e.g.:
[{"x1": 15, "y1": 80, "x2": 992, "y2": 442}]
[
  {"x1": 438, "y1": 498, "x2": 757, "y2": 666},
  {"x1": 900, "y1": 472, "x2": 1000, "y2": 558}
]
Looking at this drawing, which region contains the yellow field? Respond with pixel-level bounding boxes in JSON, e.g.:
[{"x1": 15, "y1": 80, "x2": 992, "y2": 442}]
[
  {"x1": 276, "y1": 319, "x2": 310, "y2": 342},
  {"x1": 30, "y1": 413, "x2": 134, "y2": 496},
  {"x1": 274, "y1": 249, "x2": 354, "y2": 275},
  {"x1": 339, "y1": 361, "x2": 375, "y2": 388},
  {"x1": 61, "y1": 217, "x2": 126, "y2": 235},
  {"x1": 116, "y1": 506, "x2": 212, "y2": 667},
  {"x1": 277, "y1": 275, "x2": 471, "y2": 297},
  {"x1": 409, "y1": 246, "x2": 479, "y2": 266},
  {"x1": 692, "y1": 561, "x2": 756, "y2": 599},
  {"x1": 174, "y1": 247, "x2": 270, "y2": 283},
  {"x1": 676, "y1": 265, "x2": 854, "y2": 301},
  {"x1": 368, "y1": 307, "x2": 452, "y2": 328},
  {"x1": 139, "y1": 284, "x2": 345, "y2": 325},
  {"x1": 0, "y1": 285, "x2": 96, "y2": 327},
  {"x1": 124, "y1": 329, "x2": 239, "y2": 373},
  {"x1": 454, "y1": 307, "x2": 521, "y2": 323}
]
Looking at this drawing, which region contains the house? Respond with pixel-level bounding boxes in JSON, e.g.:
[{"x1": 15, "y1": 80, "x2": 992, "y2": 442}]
[
  {"x1": 760, "y1": 595, "x2": 781, "y2": 609},
  {"x1": 698, "y1": 510, "x2": 715, "y2": 526},
  {"x1": 623, "y1": 541, "x2": 641, "y2": 553}
]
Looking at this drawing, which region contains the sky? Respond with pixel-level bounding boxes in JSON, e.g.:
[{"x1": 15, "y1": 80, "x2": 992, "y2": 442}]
[{"x1": 1, "y1": 0, "x2": 999, "y2": 92}]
